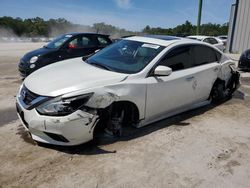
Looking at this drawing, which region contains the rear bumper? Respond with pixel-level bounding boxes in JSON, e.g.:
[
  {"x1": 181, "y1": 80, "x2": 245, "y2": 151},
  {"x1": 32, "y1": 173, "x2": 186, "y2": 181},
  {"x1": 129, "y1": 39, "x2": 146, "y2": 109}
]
[{"x1": 16, "y1": 99, "x2": 99, "y2": 146}]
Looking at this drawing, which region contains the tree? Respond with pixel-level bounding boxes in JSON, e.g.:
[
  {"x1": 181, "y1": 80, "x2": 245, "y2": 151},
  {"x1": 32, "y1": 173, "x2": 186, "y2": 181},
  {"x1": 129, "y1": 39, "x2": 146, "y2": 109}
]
[
  {"x1": 142, "y1": 20, "x2": 228, "y2": 36},
  {"x1": 0, "y1": 16, "x2": 229, "y2": 38}
]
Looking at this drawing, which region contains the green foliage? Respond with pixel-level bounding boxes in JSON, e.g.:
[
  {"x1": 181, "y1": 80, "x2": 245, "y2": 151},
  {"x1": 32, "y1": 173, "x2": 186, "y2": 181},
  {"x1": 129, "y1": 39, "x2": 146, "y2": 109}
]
[
  {"x1": 143, "y1": 20, "x2": 229, "y2": 36},
  {"x1": 93, "y1": 22, "x2": 136, "y2": 37},
  {"x1": 0, "y1": 16, "x2": 228, "y2": 38},
  {"x1": 0, "y1": 16, "x2": 135, "y2": 37}
]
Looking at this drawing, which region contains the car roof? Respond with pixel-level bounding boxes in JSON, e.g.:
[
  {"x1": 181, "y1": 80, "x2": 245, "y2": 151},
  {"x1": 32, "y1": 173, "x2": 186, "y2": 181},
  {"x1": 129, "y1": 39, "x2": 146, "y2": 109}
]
[
  {"x1": 65, "y1": 32, "x2": 109, "y2": 37},
  {"x1": 125, "y1": 35, "x2": 191, "y2": 47},
  {"x1": 125, "y1": 35, "x2": 223, "y2": 53}
]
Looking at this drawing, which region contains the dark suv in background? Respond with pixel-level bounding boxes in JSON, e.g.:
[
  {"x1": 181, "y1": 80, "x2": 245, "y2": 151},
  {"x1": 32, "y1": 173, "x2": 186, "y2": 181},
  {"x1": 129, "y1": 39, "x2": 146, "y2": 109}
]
[
  {"x1": 239, "y1": 49, "x2": 250, "y2": 70},
  {"x1": 18, "y1": 33, "x2": 112, "y2": 78}
]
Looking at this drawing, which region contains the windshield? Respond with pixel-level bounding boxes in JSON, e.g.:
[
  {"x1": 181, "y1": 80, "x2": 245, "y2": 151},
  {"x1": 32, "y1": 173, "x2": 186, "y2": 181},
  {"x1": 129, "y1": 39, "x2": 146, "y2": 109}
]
[
  {"x1": 45, "y1": 34, "x2": 72, "y2": 49},
  {"x1": 86, "y1": 40, "x2": 164, "y2": 74}
]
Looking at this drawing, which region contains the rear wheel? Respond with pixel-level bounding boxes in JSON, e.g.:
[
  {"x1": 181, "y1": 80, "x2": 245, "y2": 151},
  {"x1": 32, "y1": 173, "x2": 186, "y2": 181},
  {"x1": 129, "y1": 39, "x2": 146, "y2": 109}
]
[{"x1": 210, "y1": 81, "x2": 232, "y2": 103}]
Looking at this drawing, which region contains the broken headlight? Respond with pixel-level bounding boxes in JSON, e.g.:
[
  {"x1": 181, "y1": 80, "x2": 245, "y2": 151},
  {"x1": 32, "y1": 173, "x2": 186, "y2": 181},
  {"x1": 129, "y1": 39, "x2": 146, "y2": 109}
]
[{"x1": 36, "y1": 93, "x2": 93, "y2": 116}]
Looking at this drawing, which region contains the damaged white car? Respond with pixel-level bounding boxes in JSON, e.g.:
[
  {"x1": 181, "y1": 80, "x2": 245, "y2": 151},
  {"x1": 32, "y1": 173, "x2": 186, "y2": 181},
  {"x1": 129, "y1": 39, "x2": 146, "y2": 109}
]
[{"x1": 16, "y1": 35, "x2": 240, "y2": 146}]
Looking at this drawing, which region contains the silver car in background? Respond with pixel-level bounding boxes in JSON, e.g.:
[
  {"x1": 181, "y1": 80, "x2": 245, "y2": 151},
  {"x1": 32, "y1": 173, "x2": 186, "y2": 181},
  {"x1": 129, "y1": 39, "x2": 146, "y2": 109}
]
[{"x1": 187, "y1": 35, "x2": 226, "y2": 52}]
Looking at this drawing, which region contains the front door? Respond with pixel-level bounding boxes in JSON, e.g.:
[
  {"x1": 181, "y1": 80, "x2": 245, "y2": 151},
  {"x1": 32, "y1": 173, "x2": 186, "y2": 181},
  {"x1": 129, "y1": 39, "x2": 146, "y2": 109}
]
[
  {"x1": 145, "y1": 45, "x2": 197, "y2": 123},
  {"x1": 145, "y1": 69, "x2": 198, "y2": 123}
]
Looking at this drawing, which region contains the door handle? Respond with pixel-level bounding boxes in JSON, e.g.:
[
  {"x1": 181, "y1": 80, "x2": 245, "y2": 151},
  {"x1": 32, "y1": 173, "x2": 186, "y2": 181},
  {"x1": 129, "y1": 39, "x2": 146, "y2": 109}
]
[{"x1": 186, "y1": 76, "x2": 194, "y2": 81}]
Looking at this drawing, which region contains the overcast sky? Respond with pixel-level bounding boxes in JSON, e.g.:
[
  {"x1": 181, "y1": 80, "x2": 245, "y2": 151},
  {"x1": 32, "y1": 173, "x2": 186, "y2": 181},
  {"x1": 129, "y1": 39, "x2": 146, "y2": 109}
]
[{"x1": 0, "y1": 0, "x2": 234, "y2": 31}]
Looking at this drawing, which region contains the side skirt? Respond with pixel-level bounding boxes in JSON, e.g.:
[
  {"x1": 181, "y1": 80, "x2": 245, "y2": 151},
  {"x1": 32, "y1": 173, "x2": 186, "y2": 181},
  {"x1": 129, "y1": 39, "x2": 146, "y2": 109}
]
[{"x1": 137, "y1": 100, "x2": 211, "y2": 128}]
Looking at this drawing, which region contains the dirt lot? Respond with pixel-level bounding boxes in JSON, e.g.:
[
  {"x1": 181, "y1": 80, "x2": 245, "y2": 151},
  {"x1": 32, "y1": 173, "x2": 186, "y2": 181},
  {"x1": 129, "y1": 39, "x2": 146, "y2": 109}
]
[{"x1": 0, "y1": 42, "x2": 250, "y2": 188}]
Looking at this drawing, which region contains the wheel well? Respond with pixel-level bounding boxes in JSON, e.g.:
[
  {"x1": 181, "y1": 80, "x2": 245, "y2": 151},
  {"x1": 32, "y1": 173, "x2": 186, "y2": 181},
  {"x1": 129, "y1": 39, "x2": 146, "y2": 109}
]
[
  {"x1": 208, "y1": 78, "x2": 225, "y2": 98},
  {"x1": 93, "y1": 101, "x2": 140, "y2": 136},
  {"x1": 209, "y1": 78, "x2": 227, "y2": 100},
  {"x1": 212, "y1": 78, "x2": 226, "y2": 89},
  {"x1": 109, "y1": 101, "x2": 140, "y2": 124}
]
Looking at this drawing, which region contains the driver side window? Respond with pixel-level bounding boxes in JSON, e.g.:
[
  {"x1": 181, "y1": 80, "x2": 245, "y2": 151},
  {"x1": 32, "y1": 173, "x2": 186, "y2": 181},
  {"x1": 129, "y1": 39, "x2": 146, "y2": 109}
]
[{"x1": 159, "y1": 46, "x2": 194, "y2": 71}]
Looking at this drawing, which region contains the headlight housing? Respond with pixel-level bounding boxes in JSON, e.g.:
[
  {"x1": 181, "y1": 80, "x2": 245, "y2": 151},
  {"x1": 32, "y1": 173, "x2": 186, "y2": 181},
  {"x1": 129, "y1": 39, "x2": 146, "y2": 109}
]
[
  {"x1": 36, "y1": 93, "x2": 93, "y2": 116},
  {"x1": 30, "y1": 56, "x2": 38, "y2": 64}
]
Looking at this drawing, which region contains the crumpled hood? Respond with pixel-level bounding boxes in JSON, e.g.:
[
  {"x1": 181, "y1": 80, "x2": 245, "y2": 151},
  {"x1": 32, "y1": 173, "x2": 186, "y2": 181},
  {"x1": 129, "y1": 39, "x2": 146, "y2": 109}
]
[{"x1": 24, "y1": 57, "x2": 128, "y2": 97}]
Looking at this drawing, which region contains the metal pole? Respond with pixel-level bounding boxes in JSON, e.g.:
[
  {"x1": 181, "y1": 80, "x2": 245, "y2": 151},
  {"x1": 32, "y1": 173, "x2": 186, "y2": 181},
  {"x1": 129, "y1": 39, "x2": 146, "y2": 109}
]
[
  {"x1": 197, "y1": 0, "x2": 203, "y2": 35},
  {"x1": 229, "y1": 0, "x2": 239, "y2": 53}
]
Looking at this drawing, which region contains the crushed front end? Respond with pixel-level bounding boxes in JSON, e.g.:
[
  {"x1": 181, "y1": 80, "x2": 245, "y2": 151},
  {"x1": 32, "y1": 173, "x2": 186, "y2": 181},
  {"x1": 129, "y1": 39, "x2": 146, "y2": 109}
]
[{"x1": 16, "y1": 85, "x2": 99, "y2": 146}]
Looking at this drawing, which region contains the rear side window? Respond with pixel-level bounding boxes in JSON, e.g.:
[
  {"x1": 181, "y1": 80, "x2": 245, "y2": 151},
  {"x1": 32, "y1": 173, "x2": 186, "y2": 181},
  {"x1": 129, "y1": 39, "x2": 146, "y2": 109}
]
[
  {"x1": 97, "y1": 36, "x2": 111, "y2": 47},
  {"x1": 209, "y1": 38, "x2": 218, "y2": 44},
  {"x1": 68, "y1": 36, "x2": 95, "y2": 48},
  {"x1": 159, "y1": 46, "x2": 194, "y2": 71},
  {"x1": 192, "y1": 45, "x2": 220, "y2": 66},
  {"x1": 203, "y1": 38, "x2": 210, "y2": 44},
  {"x1": 203, "y1": 38, "x2": 218, "y2": 45}
]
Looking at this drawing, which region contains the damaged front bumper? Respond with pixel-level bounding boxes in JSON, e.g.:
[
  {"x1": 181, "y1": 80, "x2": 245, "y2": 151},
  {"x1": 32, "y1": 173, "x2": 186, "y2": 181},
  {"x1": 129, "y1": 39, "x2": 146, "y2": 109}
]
[{"x1": 16, "y1": 99, "x2": 99, "y2": 146}]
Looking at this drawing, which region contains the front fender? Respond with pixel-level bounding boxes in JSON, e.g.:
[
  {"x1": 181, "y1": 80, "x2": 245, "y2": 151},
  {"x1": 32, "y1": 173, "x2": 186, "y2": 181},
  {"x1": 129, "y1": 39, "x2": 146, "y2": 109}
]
[
  {"x1": 85, "y1": 90, "x2": 119, "y2": 108},
  {"x1": 84, "y1": 83, "x2": 147, "y2": 120}
]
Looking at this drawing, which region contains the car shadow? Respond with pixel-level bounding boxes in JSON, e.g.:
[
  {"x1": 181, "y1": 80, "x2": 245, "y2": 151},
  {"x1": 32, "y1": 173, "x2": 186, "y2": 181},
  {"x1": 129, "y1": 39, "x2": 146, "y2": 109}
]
[{"x1": 35, "y1": 102, "x2": 222, "y2": 155}]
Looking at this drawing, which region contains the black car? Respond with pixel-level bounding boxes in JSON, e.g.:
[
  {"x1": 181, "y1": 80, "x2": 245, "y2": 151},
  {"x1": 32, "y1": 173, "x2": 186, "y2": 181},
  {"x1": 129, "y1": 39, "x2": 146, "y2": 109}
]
[
  {"x1": 18, "y1": 33, "x2": 112, "y2": 77},
  {"x1": 239, "y1": 49, "x2": 250, "y2": 70}
]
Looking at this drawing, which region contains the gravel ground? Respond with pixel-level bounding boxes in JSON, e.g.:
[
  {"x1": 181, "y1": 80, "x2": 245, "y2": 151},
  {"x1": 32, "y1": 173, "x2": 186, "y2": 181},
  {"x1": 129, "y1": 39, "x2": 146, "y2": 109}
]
[{"x1": 0, "y1": 43, "x2": 250, "y2": 188}]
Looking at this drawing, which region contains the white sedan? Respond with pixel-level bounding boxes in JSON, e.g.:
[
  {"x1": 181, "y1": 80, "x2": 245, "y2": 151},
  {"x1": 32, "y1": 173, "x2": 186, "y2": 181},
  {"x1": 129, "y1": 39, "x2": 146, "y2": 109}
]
[
  {"x1": 217, "y1": 35, "x2": 227, "y2": 45},
  {"x1": 16, "y1": 35, "x2": 240, "y2": 146},
  {"x1": 187, "y1": 35, "x2": 225, "y2": 52}
]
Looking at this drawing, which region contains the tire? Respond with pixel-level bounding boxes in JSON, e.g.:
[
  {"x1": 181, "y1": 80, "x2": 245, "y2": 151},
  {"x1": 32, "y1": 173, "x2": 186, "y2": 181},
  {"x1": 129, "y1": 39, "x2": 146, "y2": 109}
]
[
  {"x1": 210, "y1": 81, "x2": 232, "y2": 103},
  {"x1": 110, "y1": 110, "x2": 124, "y2": 137}
]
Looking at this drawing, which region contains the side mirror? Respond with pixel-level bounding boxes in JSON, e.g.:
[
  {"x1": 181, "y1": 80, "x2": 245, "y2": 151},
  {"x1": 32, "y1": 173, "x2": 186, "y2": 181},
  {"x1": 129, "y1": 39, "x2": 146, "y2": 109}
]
[{"x1": 154, "y1": 66, "x2": 172, "y2": 76}]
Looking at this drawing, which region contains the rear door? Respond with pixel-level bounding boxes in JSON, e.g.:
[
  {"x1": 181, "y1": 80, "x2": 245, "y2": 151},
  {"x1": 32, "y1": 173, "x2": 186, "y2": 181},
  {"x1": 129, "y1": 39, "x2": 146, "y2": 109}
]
[{"x1": 190, "y1": 45, "x2": 222, "y2": 102}]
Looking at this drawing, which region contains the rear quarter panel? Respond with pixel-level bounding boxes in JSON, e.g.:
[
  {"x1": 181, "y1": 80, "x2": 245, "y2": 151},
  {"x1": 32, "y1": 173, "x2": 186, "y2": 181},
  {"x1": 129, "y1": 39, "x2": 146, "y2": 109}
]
[{"x1": 219, "y1": 57, "x2": 236, "y2": 85}]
